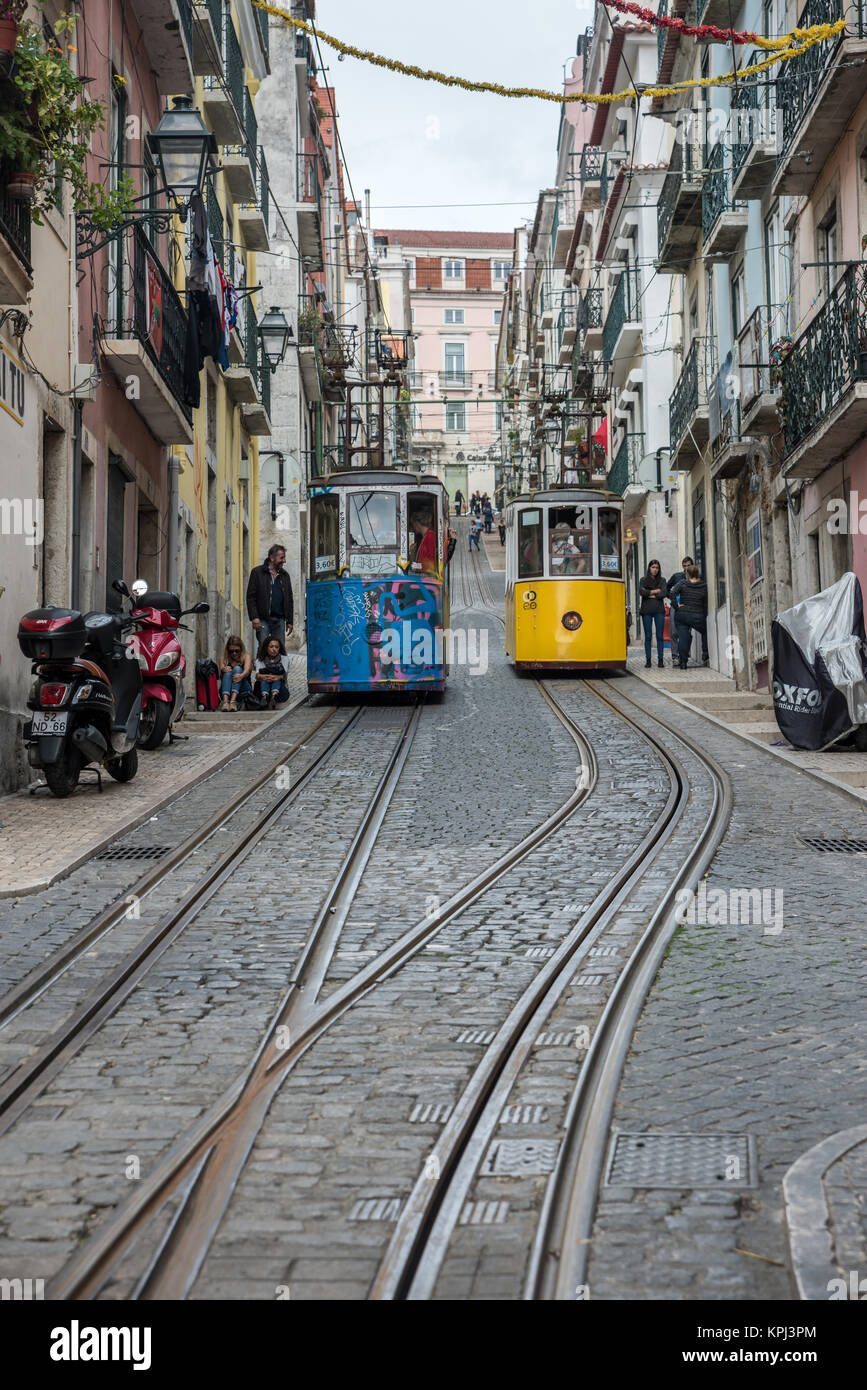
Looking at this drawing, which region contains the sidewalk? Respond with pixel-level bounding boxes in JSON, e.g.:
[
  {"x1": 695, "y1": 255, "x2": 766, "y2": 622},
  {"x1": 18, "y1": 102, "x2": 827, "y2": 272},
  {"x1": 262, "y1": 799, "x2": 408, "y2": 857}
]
[
  {"x1": 627, "y1": 644, "x2": 867, "y2": 801},
  {"x1": 481, "y1": 527, "x2": 506, "y2": 571},
  {"x1": 0, "y1": 654, "x2": 308, "y2": 895}
]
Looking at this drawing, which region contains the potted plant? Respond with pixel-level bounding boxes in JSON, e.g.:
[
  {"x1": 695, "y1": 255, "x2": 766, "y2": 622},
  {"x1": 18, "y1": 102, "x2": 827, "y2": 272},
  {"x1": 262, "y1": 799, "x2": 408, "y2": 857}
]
[{"x1": 0, "y1": 0, "x2": 26, "y2": 58}]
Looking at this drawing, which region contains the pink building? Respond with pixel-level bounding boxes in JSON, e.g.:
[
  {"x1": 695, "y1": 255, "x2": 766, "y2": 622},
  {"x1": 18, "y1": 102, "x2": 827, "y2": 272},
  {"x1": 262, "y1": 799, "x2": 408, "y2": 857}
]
[{"x1": 373, "y1": 230, "x2": 513, "y2": 501}]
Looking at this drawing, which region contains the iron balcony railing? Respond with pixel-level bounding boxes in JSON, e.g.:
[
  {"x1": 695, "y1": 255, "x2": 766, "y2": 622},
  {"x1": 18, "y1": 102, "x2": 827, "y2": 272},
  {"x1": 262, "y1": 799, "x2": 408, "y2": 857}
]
[
  {"x1": 577, "y1": 287, "x2": 603, "y2": 337},
  {"x1": 124, "y1": 225, "x2": 191, "y2": 423},
  {"x1": 203, "y1": 0, "x2": 222, "y2": 52},
  {"x1": 297, "y1": 293, "x2": 322, "y2": 349},
  {"x1": 608, "y1": 432, "x2": 644, "y2": 495},
  {"x1": 670, "y1": 337, "x2": 709, "y2": 448},
  {"x1": 0, "y1": 169, "x2": 32, "y2": 271},
  {"x1": 439, "y1": 370, "x2": 472, "y2": 389},
  {"x1": 557, "y1": 292, "x2": 579, "y2": 350},
  {"x1": 731, "y1": 54, "x2": 775, "y2": 177},
  {"x1": 702, "y1": 142, "x2": 745, "y2": 240},
  {"x1": 737, "y1": 301, "x2": 789, "y2": 410},
  {"x1": 242, "y1": 146, "x2": 270, "y2": 228},
  {"x1": 224, "y1": 9, "x2": 245, "y2": 116},
  {"x1": 779, "y1": 263, "x2": 867, "y2": 455},
  {"x1": 579, "y1": 146, "x2": 604, "y2": 190},
  {"x1": 297, "y1": 151, "x2": 321, "y2": 208},
  {"x1": 602, "y1": 267, "x2": 640, "y2": 363},
  {"x1": 295, "y1": 29, "x2": 316, "y2": 75},
  {"x1": 580, "y1": 25, "x2": 594, "y2": 90},
  {"x1": 657, "y1": 130, "x2": 693, "y2": 251},
  {"x1": 244, "y1": 89, "x2": 258, "y2": 162},
  {"x1": 207, "y1": 178, "x2": 224, "y2": 267},
  {"x1": 256, "y1": 0, "x2": 269, "y2": 58},
  {"x1": 245, "y1": 294, "x2": 271, "y2": 416},
  {"x1": 776, "y1": 0, "x2": 863, "y2": 158},
  {"x1": 657, "y1": 0, "x2": 669, "y2": 67}
]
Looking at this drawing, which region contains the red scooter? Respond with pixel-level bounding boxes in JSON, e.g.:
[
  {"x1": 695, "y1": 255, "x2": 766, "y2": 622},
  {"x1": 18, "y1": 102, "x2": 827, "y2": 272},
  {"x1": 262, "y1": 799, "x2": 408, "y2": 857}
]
[{"x1": 127, "y1": 581, "x2": 209, "y2": 749}]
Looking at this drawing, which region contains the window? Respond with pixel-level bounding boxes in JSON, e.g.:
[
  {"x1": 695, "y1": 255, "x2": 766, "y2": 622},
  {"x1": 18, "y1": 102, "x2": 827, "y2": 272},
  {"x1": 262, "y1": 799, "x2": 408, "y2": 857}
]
[
  {"x1": 764, "y1": 203, "x2": 790, "y2": 333},
  {"x1": 493, "y1": 261, "x2": 510, "y2": 279},
  {"x1": 693, "y1": 488, "x2": 706, "y2": 579},
  {"x1": 747, "y1": 509, "x2": 764, "y2": 586},
  {"x1": 548, "y1": 506, "x2": 593, "y2": 577},
  {"x1": 347, "y1": 491, "x2": 399, "y2": 576},
  {"x1": 818, "y1": 210, "x2": 838, "y2": 299},
  {"x1": 598, "y1": 508, "x2": 622, "y2": 577},
  {"x1": 444, "y1": 342, "x2": 465, "y2": 381},
  {"x1": 443, "y1": 259, "x2": 463, "y2": 279},
  {"x1": 518, "y1": 508, "x2": 543, "y2": 579},
  {"x1": 731, "y1": 267, "x2": 746, "y2": 339},
  {"x1": 494, "y1": 309, "x2": 502, "y2": 326},
  {"x1": 445, "y1": 401, "x2": 466, "y2": 431},
  {"x1": 444, "y1": 308, "x2": 465, "y2": 324},
  {"x1": 407, "y1": 492, "x2": 440, "y2": 575},
  {"x1": 309, "y1": 493, "x2": 339, "y2": 579}
]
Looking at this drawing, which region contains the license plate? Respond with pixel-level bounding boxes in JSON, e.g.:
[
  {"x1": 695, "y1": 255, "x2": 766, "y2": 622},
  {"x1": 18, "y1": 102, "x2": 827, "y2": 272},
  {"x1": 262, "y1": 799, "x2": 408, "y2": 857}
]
[{"x1": 31, "y1": 711, "x2": 69, "y2": 737}]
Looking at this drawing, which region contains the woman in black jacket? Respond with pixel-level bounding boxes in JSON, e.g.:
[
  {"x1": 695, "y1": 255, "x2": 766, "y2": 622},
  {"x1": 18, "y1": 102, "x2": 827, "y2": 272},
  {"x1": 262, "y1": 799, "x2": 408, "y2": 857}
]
[
  {"x1": 639, "y1": 560, "x2": 668, "y2": 669},
  {"x1": 671, "y1": 563, "x2": 709, "y2": 669}
]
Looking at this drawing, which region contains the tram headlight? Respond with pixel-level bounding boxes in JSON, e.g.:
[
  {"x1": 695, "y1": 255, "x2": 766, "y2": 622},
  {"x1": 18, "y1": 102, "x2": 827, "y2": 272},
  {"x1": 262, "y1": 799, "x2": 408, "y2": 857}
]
[{"x1": 562, "y1": 611, "x2": 582, "y2": 631}]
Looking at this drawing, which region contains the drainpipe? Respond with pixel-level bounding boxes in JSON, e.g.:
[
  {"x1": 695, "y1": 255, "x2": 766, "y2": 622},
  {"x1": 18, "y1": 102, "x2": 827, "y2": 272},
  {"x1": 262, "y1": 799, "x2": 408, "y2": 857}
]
[
  {"x1": 167, "y1": 453, "x2": 180, "y2": 591},
  {"x1": 71, "y1": 401, "x2": 82, "y2": 610}
]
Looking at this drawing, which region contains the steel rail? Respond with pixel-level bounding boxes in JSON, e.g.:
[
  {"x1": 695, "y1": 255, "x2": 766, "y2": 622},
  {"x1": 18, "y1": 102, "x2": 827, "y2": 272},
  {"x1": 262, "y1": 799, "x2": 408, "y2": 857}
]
[
  {"x1": 0, "y1": 707, "x2": 366, "y2": 1136},
  {"x1": 369, "y1": 677, "x2": 691, "y2": 1299},
  {"x1": 49, "y1": 685, "x2": 599, "y2": 1300},
  {"x1": 524, "y1": 678, "x2": 733, "y2": 1300},
  {"x1": 0, "y1": 704, "x2": 337, "y2": 1032}
]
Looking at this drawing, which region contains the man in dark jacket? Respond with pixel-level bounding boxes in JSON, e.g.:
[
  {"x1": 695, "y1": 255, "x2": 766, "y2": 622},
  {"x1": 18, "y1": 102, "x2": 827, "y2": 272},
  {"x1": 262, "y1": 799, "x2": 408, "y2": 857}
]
[
  {"x1": 247, "y1": 545, "x2": 294, "y2": 654},
  {"x1": 666, "y1": 555, "x2": 693, "y2": 646},
  {"x1": 670, "y1": 563, "x2": 709, "y2": 668}
]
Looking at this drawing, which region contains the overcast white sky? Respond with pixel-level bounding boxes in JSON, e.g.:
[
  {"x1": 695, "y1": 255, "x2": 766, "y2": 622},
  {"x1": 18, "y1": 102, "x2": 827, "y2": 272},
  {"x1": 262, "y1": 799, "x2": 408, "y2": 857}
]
[{"x1": 314, "y1": 1, "x2": 594, "y2": 236}]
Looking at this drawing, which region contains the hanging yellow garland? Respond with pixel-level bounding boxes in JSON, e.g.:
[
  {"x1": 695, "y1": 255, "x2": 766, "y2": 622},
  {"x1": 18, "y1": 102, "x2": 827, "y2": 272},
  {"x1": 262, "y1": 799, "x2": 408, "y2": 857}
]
[{"x1": 251, "y1": 1, "x2": 845, "y2": 105}]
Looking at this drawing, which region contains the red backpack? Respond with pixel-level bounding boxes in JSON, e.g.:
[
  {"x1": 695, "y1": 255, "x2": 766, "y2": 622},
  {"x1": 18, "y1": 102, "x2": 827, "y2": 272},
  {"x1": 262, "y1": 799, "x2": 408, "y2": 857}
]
[{"x1": 195, "y1": 659, "x2": 220, "y2": 711}]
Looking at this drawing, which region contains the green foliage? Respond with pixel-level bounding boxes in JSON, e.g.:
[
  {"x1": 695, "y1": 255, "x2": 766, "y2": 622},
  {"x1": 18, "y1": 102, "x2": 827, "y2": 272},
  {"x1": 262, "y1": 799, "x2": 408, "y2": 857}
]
[{"x1": 1, "y1": 18, "x2": 135, "y2": 229}]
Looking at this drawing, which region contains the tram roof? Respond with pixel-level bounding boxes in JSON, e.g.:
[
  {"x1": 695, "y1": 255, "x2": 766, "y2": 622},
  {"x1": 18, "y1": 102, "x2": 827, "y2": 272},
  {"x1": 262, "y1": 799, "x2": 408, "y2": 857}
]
[
  {"x1": 309, "y1": 470, "x2": 447, "y2": 491},
  {"x1": 506, "y1": 489, "x2": 617, "y2": 506}
]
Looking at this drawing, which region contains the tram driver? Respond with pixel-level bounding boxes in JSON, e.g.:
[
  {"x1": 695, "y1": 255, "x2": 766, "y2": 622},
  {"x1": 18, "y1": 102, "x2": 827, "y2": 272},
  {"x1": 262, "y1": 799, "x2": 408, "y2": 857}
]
[{"x1": 409, "y1": 506, "x2": 439, "y2": 575}]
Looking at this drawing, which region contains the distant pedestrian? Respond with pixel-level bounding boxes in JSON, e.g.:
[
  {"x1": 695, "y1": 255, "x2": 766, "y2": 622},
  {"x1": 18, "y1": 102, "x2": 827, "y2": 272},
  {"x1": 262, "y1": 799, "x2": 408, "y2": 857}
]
[
  {"x1": 667, "y1": 555, "x2": 693, "y2": 649},
  {"x1": 247, "y1": 544, "x2": 294, "y2": 652},
  {"x1": 670, "y1": 563, "x2": 709, "y2": 668},
  {"x1": 483, "y1": 500, "x2": 493, "y2": 533},
  {"x1": 497, "y1": 514, "x2": 506, "y2": 546},
  {"x1": 469, "y1": 519, "x2": 481, "y2": 551},
  {"x1": 639, "y1": 559, "x2": 667, "y2": 669},
  {"x1": 453, "y1": 489, "x2": 464, "y2": 516}
]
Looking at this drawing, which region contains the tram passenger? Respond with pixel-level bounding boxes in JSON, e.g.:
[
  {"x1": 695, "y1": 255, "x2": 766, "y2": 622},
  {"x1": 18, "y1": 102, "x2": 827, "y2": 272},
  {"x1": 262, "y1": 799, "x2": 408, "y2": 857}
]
[
  {"x1": 219, "y1": 636, "x2": 253, "y2": 712},
  {"x1": 409, "y1": 507, "x2": 438, "y2": 574},
  {"x1": 639, "y1": 559, "x2": 668, "y2": 669}
]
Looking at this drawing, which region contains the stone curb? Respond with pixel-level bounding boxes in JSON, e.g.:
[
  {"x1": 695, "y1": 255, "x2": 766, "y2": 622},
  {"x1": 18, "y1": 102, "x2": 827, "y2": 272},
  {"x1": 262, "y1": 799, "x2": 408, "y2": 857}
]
[
  {"x1": 628, "y1": 665, "x2": 867, "y2": 808},
  {"x1": 782, "y1": 1125, "x2": 867, "y2": 1301}
]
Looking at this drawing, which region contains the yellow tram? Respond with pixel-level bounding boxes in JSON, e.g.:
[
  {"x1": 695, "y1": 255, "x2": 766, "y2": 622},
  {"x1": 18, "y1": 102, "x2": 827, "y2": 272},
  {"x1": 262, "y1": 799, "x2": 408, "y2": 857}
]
[{"x1": 505, "y1": 489, "x2": 627, "y2": 671}]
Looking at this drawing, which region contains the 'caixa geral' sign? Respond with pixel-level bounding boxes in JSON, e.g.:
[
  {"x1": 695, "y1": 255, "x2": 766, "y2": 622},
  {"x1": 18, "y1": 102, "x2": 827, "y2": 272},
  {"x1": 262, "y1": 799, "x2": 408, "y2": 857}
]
[{"x1": 0, "y1": 340, "x2": 26, "y2": 427}]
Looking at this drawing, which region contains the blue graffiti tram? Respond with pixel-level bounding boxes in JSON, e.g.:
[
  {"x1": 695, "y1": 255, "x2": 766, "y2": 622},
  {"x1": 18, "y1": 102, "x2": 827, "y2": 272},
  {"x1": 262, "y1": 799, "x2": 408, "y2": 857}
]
[{"x1": 306, "y1": 470, "x2": 450, "y2": 695}]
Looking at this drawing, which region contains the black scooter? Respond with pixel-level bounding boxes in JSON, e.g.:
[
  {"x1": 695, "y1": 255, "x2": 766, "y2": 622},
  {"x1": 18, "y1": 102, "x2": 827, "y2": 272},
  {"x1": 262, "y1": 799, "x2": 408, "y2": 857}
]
[{"x1": 18, "y1": 579, "x2": 144, "y2": 798}]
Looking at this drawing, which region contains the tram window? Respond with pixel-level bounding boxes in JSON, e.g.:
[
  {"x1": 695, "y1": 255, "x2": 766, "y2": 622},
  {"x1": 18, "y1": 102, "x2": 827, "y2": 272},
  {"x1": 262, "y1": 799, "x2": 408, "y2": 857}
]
[
  {"x1": 598, "y1": 508, "x2": 622, "y2": 577},
  {"x1": 548, "y1": 507, "x2": 593, "y2": 577},
  {"x1": 310, "y1": 493, "x2": 339, "y2": 580},
  {"x1": 517, "y1": 509, "x2": 543, "y2": 579},
  {"x1": 408, "y1": 492, "x2": 440, "y2": 575},
  {"x1": 347, "y1": 491, "x2": 399, "y2": 576}
]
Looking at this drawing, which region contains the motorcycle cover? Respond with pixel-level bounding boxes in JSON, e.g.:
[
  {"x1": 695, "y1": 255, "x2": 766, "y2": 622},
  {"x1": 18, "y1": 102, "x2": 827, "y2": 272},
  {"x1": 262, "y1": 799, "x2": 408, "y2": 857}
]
[{"x1": 771, "y1": 572, "x2": 867, "y2": 751}]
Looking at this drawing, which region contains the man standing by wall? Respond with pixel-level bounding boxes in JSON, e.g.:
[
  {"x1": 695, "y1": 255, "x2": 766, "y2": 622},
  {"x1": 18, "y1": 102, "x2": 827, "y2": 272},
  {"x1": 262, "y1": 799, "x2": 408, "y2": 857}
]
[{"x1": 247, "y1": 544, "x2": 294, "y2": 653}]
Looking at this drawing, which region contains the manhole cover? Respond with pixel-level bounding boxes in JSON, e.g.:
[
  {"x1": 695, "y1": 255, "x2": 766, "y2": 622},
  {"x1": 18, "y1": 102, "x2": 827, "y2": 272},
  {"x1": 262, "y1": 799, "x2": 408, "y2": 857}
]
[
  {"x1": 95, "y1": 845, "x2": 172, "y2": 862},
  {"x1": 605, "y1": 1133, "x2": 757, "y2": 1188},
  {"x1": 799, "y1": 836, "x2": 867, "y2": 854}
]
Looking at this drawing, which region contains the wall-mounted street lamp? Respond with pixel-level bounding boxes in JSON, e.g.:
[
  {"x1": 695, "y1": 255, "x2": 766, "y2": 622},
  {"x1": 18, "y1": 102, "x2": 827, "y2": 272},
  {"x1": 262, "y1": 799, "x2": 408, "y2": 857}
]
[
  {"x1": 148, "y1": 97, "x2": 217, "y2": 212},
  {"x1": 258, "y1": 306, "x2": 293, "y2": 372}
]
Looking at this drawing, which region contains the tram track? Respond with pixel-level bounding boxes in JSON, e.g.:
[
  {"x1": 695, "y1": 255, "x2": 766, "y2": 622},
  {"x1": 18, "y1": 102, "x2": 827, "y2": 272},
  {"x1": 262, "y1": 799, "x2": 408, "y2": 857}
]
[
  {"x1": 368, "y1": 677, "x2": 732, "y2": 1301},
  {"x1": 47, "y1": 684, "x2": 599, "y2": 1300}
]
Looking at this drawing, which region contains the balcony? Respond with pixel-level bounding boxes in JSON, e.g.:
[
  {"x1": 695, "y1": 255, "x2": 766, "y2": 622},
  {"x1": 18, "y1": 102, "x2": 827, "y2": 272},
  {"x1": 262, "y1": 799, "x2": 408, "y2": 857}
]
[
  {"x1": 131, "y1": 0, "x2": 194, "y2": 94},
  {"x1": 238, "y1": 148, "x2": 270, "y2": 251},
  {"x1": 737, "y1": 304, "x2": 784, "y2": 436},
  {"x1": 439, "y1": 370, "x2": 472, "y2": 390},
  {"x1": 222, "y1": 91, "x2": 259, "y2": 202},
  {"x1": 602, "y1": 267, "x2": 641, "y2": 388},
  {"x1": 730, "y1": 57, "x2": 776, "y2": 201},
  {"x1": 577, "y1": 287, "x2": 604, "y2": 353},
  {"x1": 702, "y1": 143, "x2": 748, "y2": 260},
  {"x1": 656, "y1": 129, "x2": 702, "y2": 274},
  {"x1": 191, "y1": 0, "x2": 222, "y2": 76},
  {"x1": 579, "y1": 147, "x2": 604, "y2": 212},
  {"x1": 773, "y1": 0, "x2": 867, "y2": 197},
  {"x1": 709, "y1": 358, "x2": 751, "y2": 479},
  {"x1": 241, "y1": 302, "x2": 272, "y2": 436},
  {"x1": 557, "y1": 293, "x2": 579, "y2": 364},
  {"x1": 539, "y1": 284, "x2": 555, "y2": 329},
  {"x1": 655, "y1": 0, "x2": 693, "y2": 109},
  {"x1": 607, "y1": 432, "x2": 644, "y2": 496},
  {"x1": 100, "y1": 226, "x2": 192, "y2": 445},
  {"x1": 780, "y1": 264, "x2": 867, "y2": 476},
  {"x1": 669, "y1": 337, "x2": 710, "y2": 469},
  {"x1": 296, "y1": 152, "x2": 323, "y2": 269},
  {"x1": 0, "y1": 171, "x2": 33, "y2": 305},
  {"x1": 552, "y1": 186, "x2": 576, "y2": 269},
  {"x1": 295, "y1": 32, "x2": 316, "y2": 137},
  {"x1": 202, "y1": 12, "x2": 245, "y2": 145},
  {"x1": 297, "y1": 293, "x2": 322, "y2": 403}
]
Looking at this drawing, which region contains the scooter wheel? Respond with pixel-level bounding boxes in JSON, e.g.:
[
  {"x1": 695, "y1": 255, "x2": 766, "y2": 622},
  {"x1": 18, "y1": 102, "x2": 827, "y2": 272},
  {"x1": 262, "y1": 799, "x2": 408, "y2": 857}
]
[
  {"x1": 43, "y1": 744, "x2": 83, "y2": 798},
  {"x1": 107, "y1": 748, "x2": 138, "y2": 783},
  {"x1": 137, "y1": 699, "x2": 171, "y2": 750}
]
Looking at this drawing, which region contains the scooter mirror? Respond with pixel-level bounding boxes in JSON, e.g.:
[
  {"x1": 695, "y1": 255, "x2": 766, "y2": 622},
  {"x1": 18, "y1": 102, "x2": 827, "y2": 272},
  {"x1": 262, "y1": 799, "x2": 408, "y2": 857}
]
[
  {"x1": 131, "y1": 579, "x2": 149, "y2": 599},
  {"x1": 194, "y1": 602, "x2": 210, "y2": 614},
  {"x1": 112, "y1": 579, "x2": 130, "y2": 597}
]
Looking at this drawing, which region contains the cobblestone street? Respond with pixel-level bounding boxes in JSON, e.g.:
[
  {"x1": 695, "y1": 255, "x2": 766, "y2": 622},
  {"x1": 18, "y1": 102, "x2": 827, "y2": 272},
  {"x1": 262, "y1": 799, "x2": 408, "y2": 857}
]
[{"x1": 0, "y1": 534, "x2": 862, "y2": 1323}]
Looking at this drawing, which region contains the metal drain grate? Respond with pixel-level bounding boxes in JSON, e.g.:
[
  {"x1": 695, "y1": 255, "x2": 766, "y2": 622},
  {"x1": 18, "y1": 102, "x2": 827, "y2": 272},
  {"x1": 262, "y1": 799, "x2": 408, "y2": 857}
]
[
  {"x1": 95, "y1": 845, "x2": 172, "y2": 863},
  {"x1": 799, "y1": 836, "x2": 867, "y2": 854},
  {"x1": 605, "y1": 1133, "x2": 757, "y2": 1189}
]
